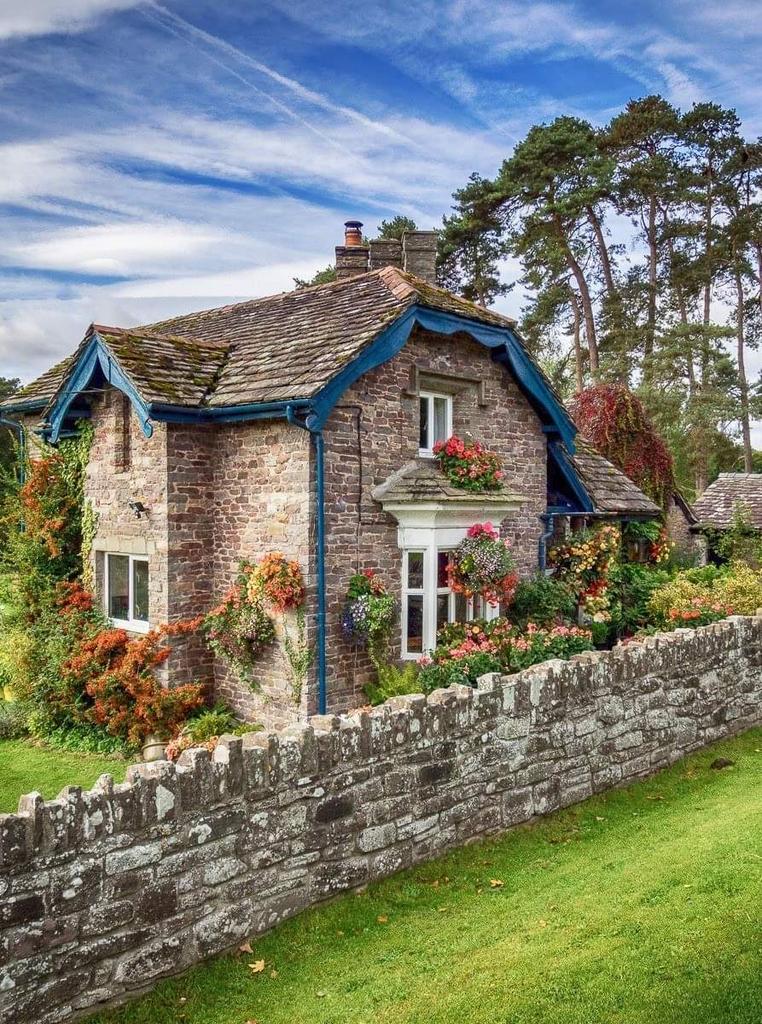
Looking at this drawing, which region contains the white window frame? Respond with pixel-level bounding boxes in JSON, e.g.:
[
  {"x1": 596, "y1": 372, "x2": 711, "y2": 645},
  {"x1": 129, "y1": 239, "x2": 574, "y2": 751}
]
[
  {"x1": 401, "y1": 541, "x2": 499, "y2": 659},
  {"x1": 104, "y1": 553, "x2": 150, "y2": 633},
  {"x1": 418, "y1": 390, "x2": 453, "y2": 458}
]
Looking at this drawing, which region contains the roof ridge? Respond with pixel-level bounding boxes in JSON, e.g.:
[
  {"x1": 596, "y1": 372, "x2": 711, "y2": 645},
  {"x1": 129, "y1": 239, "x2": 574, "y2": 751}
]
[{"x1": 138, "y1": 266, "x2": 392, "y2": 334}]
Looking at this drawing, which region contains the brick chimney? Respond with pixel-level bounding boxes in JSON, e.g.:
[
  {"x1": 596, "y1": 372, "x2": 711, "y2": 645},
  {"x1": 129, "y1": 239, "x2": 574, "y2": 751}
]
[
  {"x1": 401, "y1": 230, "x2": 438, "y2": 285},
  {"x1": 335, "y1": 220, "x2": 369, "y2": 279}
]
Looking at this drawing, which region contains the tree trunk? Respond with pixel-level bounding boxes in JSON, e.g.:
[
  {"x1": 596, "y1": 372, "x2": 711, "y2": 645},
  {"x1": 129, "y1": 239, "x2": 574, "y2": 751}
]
[
  {"x1": 586, "y1": 206, "x2": 616, "y2": 298},
  {"x1": 569, "y1": 289, "x2": 584, "y2": 392},
  {"x1": 554, "y1": 216, "x2": 599, "y2": 376},
  {"x1": 644, "y1": 194, "x2": 658, "y2": 384},
  {"x1": 734, "y1": 265, "x2": 754, "y2": 472}
]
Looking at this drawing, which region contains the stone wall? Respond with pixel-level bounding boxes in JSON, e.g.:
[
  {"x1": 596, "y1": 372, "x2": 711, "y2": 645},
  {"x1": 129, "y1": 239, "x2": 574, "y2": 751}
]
[
  {"x1": 321, "y1": 325, "x2": 547, "y2": 710},
  {"x1": 2, "y1": 616, "x2": 761, "y2": 1024}
]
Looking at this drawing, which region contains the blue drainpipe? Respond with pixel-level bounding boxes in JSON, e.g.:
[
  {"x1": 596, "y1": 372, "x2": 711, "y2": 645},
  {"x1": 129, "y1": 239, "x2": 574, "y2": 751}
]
[
  {"x1": 0, "y1": 415, "x2": 26, "y2": 485},
  {"x1": 286, "y1": 405, "x2": 327, "y2": 715},
  {"x1": 538, "y1": 513, "x2": 554, "y2": 571}
]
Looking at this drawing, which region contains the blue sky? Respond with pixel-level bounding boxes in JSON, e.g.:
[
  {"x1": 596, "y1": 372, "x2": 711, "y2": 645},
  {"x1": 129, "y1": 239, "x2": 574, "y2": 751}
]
[{"x1": 1, "y1": 0, "x2": 761, "y2": 401}]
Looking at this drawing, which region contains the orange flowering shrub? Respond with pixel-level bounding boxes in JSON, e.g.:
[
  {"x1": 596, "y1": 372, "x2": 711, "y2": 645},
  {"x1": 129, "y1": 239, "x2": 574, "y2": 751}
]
[
  {"x1": 249, "y1": 552, "x2": 305, "y2": 612},
  {"x1": 61, "y1": 616, "x2": 205, "y2": 747}
]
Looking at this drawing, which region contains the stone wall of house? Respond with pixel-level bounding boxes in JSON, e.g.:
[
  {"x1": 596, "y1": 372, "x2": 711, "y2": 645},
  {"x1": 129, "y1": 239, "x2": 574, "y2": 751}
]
[
  {"x1": 666, "y1": 496, "x2": 707, "y2": 565},
  {"x1": 208, "y1": 419, "x2": 313, "y2": 728},
  {"x1": 87, "y1": 390, "x2": 171, "y2": 635},
  {"x1": 321, "y1": 326, "x2": 547, "y2": 711},
  {"x1": 4, "y1": 616, "x2": 759, "y2": 1024}
]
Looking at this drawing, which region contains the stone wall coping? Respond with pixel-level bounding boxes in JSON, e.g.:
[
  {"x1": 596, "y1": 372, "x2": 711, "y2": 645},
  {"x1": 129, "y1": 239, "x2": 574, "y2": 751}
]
[{"x1": 2, "y1": 614, "x2": 759, "y2": 870}]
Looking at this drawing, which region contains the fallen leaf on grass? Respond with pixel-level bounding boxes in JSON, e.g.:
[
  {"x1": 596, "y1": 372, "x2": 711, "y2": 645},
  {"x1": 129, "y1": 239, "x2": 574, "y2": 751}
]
[
  {"x1": 239, "y1": 942, "x2": 254, "y2": 955},
  {"x1": 490, "y1": 879, "x2": 504, "y2": 889},
  {"x1": 270, "y1": 970, "x2": 278, "y2": 979},
  {"x1": 537, "y1": 919, "x2": 548, "y2": 928},
  {"x1": 316, "y1": 990, "x2": 328, "y2": 998},
  {"x1": 377, "y1": 915, "x2": 389, "y2": 924},
  {"x1": 248, "y1": 961, "x2": 266, "y2": 974}
]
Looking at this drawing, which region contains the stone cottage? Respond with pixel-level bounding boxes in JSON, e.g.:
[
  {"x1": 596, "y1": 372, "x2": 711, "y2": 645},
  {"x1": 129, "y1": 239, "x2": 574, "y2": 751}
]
[{"x1": 1, "y1": 222, "x2": 659, "y2": 727}]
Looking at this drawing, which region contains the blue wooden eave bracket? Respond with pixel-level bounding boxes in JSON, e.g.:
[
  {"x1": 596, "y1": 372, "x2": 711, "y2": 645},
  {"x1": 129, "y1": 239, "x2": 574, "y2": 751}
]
[
  {"x1": 47, "y1": 333, "x2": 153, "y2": 443},
  {"x1": 548, "y1": 440, "x2": 595, "y2": 515}
]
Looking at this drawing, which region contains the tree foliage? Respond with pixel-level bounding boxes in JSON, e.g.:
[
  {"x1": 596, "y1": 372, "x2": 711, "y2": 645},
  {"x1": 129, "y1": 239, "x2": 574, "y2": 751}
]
[{"x1": 441, "y1": 96, "x2": 762, "y2": 497}]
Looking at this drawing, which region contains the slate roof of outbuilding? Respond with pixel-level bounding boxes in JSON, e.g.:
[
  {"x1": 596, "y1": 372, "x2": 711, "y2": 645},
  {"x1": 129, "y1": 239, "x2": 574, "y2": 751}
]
[
  {"x1": 692, "y1": 473, "x2": 762, "y2": 529},
  {"x1": 1, "y1": 267, "x2": 522, "y2": 415},
  {"x1": 568, "y1": 444, "x2": 661, "y2": 516}
]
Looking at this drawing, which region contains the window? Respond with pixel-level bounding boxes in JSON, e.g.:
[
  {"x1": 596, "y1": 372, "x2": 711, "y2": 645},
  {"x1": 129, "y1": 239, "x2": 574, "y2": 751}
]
[
  {"x1": 418, "y1": 391, "x2": 452, "y2": 456},
  {"x1": 104, "y1": 553, "x2": 149, "y2": 632},
  {"x1": 401, "y1": 545, "x2": 499, "y2": 658}
]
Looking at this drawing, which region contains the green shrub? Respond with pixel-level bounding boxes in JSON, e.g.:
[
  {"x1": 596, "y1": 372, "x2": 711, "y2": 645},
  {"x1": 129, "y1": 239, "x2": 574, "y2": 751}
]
[
  {"x1": 510, "y1": 574, "x2": 576, "y2": 627},
  {"x1": 364, "y1": 662, "x2": 421, "y2": 706},
  {"x1": 184, "y1": 704, "x2": 258, "y2": 742},
  {"x1": 609, "y1": 563, "x2": 671, "y2": 636},
  {"x1": 714, "y1": 562, "x2": 762, "y2": 615},
  {"x1": 0, "y1": 701, "x2": 27, "y2": 740}
]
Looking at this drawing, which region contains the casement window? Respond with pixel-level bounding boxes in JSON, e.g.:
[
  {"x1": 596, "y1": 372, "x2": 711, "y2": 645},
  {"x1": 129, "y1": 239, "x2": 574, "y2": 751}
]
[
  {"x1": 418, "y1": 391, "x2": 452, "y2": 457},
  {"x1": 104, "y1": 553, "x2": 149, "y2": 632},
  {"x1": 401, "y1": 545, "x2": 498, "y2": 659}
]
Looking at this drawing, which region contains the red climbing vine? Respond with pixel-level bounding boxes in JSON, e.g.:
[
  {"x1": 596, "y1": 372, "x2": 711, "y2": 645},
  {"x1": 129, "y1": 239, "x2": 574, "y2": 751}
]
[{"x1": 571, "y1": 384, "x2": 674, "y2": 509}]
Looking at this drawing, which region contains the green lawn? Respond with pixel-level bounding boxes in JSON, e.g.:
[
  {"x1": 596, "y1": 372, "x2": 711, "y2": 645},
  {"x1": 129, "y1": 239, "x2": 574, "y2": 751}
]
[
  {"x1": 0, "y1": 739, "x2": 128, "y2": 813},
  {"x1": 91, "y1": 729, "x2": 762, "y2": 1024}
]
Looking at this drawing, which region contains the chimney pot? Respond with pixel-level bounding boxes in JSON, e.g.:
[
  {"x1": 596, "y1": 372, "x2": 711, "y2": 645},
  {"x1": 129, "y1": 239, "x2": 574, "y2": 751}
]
[{"x1": 344, "y1": 220, "x2": 364, "y2": 247}]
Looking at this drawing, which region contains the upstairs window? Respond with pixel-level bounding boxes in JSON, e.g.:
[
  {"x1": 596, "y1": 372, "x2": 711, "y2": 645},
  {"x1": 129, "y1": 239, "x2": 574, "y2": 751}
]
[
  {"x1": 105, "y1": 553, "x2": 149, "y2": 632},
  {"x1": 418, "y1": 391, "x2": 452, "y2": 457}
]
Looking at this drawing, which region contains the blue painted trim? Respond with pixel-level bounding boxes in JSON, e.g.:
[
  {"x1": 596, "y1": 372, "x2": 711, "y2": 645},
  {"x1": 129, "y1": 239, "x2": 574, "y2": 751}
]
[
  {"x1": 548, "y1": 440, "x2": 595, "y2": 515},
  {"x1": 306, "y1": 305, "x2": 576, "y2": 449},
  {"x1": 146, "y1": 399, "x2": 312, "y2": 426},
  {"x1": 48, "y1": 334, "x2": 154, "y2": 443},
  {"x1": 0, "y1": 397, "x2": 48, "y2": 414}
]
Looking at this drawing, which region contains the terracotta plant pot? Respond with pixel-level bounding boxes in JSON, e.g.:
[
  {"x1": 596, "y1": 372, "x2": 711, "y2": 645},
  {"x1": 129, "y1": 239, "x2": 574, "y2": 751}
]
[{"x1": 141, "y1": 734, "x2": 167, "y2": 762}]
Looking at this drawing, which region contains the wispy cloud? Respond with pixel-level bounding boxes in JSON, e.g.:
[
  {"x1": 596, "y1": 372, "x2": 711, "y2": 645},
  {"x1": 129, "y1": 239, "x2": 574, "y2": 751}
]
[{"x1": 0, "y1": 0, "x2": 140, "y2": 41}]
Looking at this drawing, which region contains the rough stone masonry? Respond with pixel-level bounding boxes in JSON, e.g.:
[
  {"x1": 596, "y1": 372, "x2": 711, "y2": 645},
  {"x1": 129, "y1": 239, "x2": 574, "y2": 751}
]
[{"x1": 2, "y1": 615, "x2": 762, "y2": 1023}]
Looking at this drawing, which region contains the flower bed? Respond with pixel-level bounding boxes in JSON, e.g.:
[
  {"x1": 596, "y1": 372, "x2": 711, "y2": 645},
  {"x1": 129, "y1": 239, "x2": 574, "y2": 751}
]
[{"x1": 418, "y1": 618, "x2": 593, "y2": 690}]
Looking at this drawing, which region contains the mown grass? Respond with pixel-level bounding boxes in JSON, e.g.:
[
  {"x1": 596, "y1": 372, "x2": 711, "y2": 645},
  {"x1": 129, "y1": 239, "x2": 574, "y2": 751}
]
[
  {"x1": 0, "y1": 738, "x2": 128, "y2": 812},
  {"x1": 91, "y1": 728, "x2": 762, "y2": 1024}
]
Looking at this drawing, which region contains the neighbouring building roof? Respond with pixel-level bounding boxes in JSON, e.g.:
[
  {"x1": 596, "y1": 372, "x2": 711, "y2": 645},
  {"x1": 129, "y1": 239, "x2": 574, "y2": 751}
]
[
  {"x1": 692, "y1": 473, "x2": 762, "y2": 530},
  {"x1": 568, "y1": 445, "x2": 661, "y2": 517}
]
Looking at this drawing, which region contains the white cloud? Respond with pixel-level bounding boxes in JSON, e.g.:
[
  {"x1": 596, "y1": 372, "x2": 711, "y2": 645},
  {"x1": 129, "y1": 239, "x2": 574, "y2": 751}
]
[{"x1": 0, "y1": 0, "x2": 140, "y2": 40}]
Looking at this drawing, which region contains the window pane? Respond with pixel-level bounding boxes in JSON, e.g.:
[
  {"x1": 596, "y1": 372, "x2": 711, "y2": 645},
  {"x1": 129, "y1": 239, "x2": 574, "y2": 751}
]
[
  {"x1": 436, "y1": 593, "x2": 449, "y2": 631},
  {"x1": 107, "y1": 555, "x2": 129, "y2": 620},
  {"x1": 132, "y1": 560, "x2": 149, "y2": 622},
  {"x1": 407, "y1": 551, "x2": 424, "y2": 589},
  {"x1": 406, "y1": 596, "x2": 424, "y2": 654},
  {"x1": 419, "y1": 396, "x2": 429, "y2": 449},
  {"x1": 437, "y1": 550, "x2": 451, "y2": 588},
  {"x1": 433, "y1": 396, "x2": 449, "y2": 444},
  {"x1": 455, "y1": 593, "x2": 468, "y2": 622}
]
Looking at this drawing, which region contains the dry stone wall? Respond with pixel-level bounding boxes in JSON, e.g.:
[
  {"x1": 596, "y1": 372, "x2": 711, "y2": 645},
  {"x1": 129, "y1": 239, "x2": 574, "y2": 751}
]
[{"x1": 2, "y1": 616, "x2": 761, "y2": 1023}]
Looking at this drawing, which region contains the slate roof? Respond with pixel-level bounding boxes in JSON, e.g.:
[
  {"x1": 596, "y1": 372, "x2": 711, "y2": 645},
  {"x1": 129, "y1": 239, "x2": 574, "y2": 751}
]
[
  {"x1": 692, "y1": 473, "x2": 762, "y2": 529},
  {"x1": 568, "y1": 445, "x2": 661, "y2": 517},
  {"x1": 371, "y1": 459, "x2": 524, "y2": 508},
  {"x1": 2, "y1": 267, "x2": 522, "y2": 416},
  {"x1": 2, "y1": 353, "x2": 77, "y2": 409}
]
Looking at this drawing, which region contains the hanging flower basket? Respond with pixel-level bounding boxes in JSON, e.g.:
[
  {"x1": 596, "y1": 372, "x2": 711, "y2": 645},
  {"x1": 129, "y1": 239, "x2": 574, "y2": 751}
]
[
  {"x1": 341, "y1": 570, "x2": 397, "y2": 667},
  {"x1": 433, "y1": 436, "x2": 504, "y2": 493},
  {"x1": 447, "y1": 523, "x2": 518, "y2": 606},
  {"x1": 249, "y1": 552, "x2": 305, "y2": 612},
  {"x1": 202, "y1": 563, "x2": 276, "y2": 684}
]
